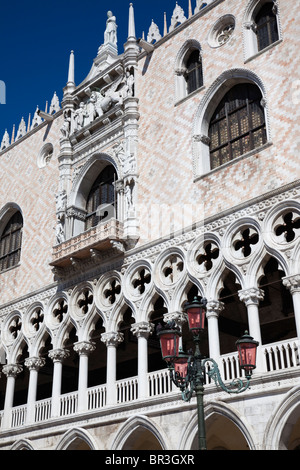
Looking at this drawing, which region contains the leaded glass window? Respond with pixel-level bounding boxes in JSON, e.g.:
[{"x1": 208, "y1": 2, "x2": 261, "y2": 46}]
[
  {"x1": 255, "y1": 2, "x2": 279, "y2": 51},
  {"x1": 208, "y1": 84, "x2": 267, "y2": 169},
  {"x1": 85, "y1": 165, "x2": 117, "y2": 230},
  {"x1": 185, "y1": 50, "x2": 203, "y2": 95},
  {"x1": 0, "y1": 211, "x2": 23, "y2": 272}
]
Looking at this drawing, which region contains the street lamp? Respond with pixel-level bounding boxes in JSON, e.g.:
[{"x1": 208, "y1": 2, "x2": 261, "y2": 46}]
[{"x1": 157, "y1": 296, "x2": 259, "y2": 451}]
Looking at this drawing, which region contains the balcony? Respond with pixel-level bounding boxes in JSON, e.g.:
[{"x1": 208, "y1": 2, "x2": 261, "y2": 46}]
[
  {"x1": 1, "y1": 338, "x2": 299, "y2": 431},
  {"x1": 50, "y1": 218, "x2": 124, "y2": 268}
]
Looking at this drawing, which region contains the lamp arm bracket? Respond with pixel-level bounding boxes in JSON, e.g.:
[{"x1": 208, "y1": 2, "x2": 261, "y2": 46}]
[{"x1": 203, "y1": 358, "x2": 250, "y2": 394}]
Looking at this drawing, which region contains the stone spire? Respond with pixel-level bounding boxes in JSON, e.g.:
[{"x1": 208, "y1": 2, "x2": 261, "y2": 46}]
[
  {"x1": 65, "y1": 50, "x2": 75, "y2": 93},
  {"x1": 128, "y1": 3, "x2": 136, "y2": 41}
]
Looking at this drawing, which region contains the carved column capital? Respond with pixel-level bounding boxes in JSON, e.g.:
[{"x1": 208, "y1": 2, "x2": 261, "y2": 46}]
[
  {"x1": 73, "y1": 341, "x2": 96, "y2": 356},
  {"x1": 163, "y1": 311, "x2": 187, "y2": 327},
  {"x1": 283, "y1": 275, "x2": 300, "y2": 294},
  {"x1": 238, "y1": 287, "x2": 264, "y2": 306},
  {"x1": 206, "y1": 300, "x2": 224, "y2": 318},
  {"x1": 24, "y1": 357, "x2": 46, "y2": 371},
  {"x1": 131, "y1": 321, "x2": 154, "y2": 338},
  {"x1": 2, "y1": 363, "x2": 23, "y2": 378},
  {"x1": 48, "y1": 348, "x2": 70, "y2": 363},
  {"x1": 101, "y1": 331, "x2": 124, "y2": 347}
]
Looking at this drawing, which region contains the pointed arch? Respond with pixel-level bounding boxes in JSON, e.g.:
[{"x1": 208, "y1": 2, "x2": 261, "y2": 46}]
[
  {"x1": 56, "y1": 427, "x2": 98, "y2": 450},
  {"x1": 174, "y1": 39, "x2": 203, "y2": 102},
  {"x1": 179, "y1": 400, "x2": 258, "y2": 450},
  {"x1": 110, "y1": 415, "x2": 167, "y2": 450},
  {"x1": 264, "y1": 385, "x2": 300, "y2": 450}
]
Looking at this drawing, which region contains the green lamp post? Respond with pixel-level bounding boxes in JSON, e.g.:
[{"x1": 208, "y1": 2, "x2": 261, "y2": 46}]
[{"x1": 157, "y1": 296, "x2": 259, "y2": 451}]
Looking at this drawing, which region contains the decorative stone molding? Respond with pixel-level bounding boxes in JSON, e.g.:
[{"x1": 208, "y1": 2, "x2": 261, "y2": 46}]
[
  {"x1": 206, "y1": 300, "x2": 224, "y2": 318},
  {"x1": 283, "y1": 275, "x2": 300, "y2": 294},
  {"x1": 131, "y1": 321, "x2": 154, "y2": 338},
  {"x1": 24, "y1": 357, "x2": 46, "y2": 371},
  {"x1": 48, "y1": 348, "x2": 70, "y2": 363},
  {"x1": 163, "y1": 311, "x2": 187, "y2": 327},
  {"x1": 2, "y1": 363, "x2": 23, "y2": 378},
  {"x1": 238, "y1": 287, "x2": 264, "y2": 306},
  {"x1": 73, "y1": 341, "x2": 96, "y2": 356},
  {"x1": 101, "y1": 331, "x2": 124, "y2": 347}
]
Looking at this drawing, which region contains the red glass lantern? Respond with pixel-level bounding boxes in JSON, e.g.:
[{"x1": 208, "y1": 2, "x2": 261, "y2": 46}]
[
  {"x1": 174, "y1": 350, "x2": 189, "y2": 383},
  {"x1": 157, "y1": 325, "x2": 181, "y2": 362},
  {"x1": 183, "y1": 296, "x2": 207, "y2": 334},
  {"x1": 236, "y1": 331, "x2": 259, "y2": 377}
]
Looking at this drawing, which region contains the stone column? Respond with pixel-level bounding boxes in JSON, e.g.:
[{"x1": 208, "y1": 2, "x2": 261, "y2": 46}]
[
  {"x1": 2, "y1": 363, "x2": 23, "y2": 429},
  {"x1": 206, "y1": 300, "x2": 224, "y2": 365},
  {"x1": 131, "y1": 321, "x2": 154, "y2": 399},
  {"x1": 283, "y1": 274, "x2": 300, "y2": 346},
  {"x1": 24, "y1": 357, "x2": 46, "y2": 424},
  {"x1": 238, "y1": 287, "x2": 264, "y2": 373},
  {"x1": 73, "y1": 341, "x2": 96, "y2": 413},
  {"x1": 101, "y1": 332, "x2": 123, "y2": 406},
  {"x1": 48, "y1": 348, "x2": 70, "y2": 418}
]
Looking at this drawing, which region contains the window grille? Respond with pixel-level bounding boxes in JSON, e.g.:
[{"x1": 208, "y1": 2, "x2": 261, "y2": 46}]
[
  {"x1": 208, "y1": 84, "x2": 267, "y2": 169},
  {"x1": 85, "y1": 165, "x2": 117, "y2": 230},
  {"x1": 0, "y1": 211, "x2": 23, "y2": 272},
  {"x1": 185, "y1": 50, "x2": 203, "y2": 95},
  {"x1": 255, "y1": 2, "x2": 279, "y2": 51}
]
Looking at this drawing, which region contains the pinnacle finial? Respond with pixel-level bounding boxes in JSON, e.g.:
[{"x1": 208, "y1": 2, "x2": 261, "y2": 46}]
[
  {"x1": 67, "y1": 50, "x2": 75, "y2": 88},
  {"x1": 128, "y1": 2, "x2": 136, "y2": 40}
]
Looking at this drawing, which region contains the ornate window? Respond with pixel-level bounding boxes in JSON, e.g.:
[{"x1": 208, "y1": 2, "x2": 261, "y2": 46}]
[
  {"x1": 185, "y1": 50, "x2": 203, "y2": 95},
  {"x1": 255, "y1": 2, "x2": 279, "y2": 51},
  {"x1": 85, "y1": 165, "x2": 117, "y2": 230},
  {"x1": 208, "y1": 83, "x2": 267, "y2": 169},
  {"x1": 175, "y1": 41, "x2": 203, "y2": 102},
  {"x1": 243, "y1": 0, "x2": 281, "y2": 61},
  {"x1": 0, "y1": 211, "x2": 23, "y2": 272}
]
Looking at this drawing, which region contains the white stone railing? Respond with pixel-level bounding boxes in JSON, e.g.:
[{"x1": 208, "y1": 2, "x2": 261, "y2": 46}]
[
  {"x1": 117, "y1": 377, "x2": 138, "y2": 403},
  {"x1": 35, "y1": 398, "x2": 52, "y2": 423},
  {"x1": 263, "y1": 338, "x2": 300, "y2": 372},
  {"x1": 88, "y1": 385, "x2": 106, "y2": 410},
  {"x1": 220, "y1": 352, "x2": 242, "y2": 381},
  {"x1": 3, "y1": 338, "x2": 300, "y2": 430},
  {"x1": 60, "y1": 391, "x2": 78, "y2": 417},
  {"x1": 11, "y1": 404, "x2": 26, "y2": 428},
  {"x1": 148, "y1": 368, "x2": 174, "y2": 396}
]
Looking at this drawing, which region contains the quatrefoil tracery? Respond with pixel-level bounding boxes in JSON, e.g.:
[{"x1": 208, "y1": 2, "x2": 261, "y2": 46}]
[
  {"x1": 30, "y1": 308, "x2": 44, "y2": 331},
  {"x1": 77, "y1": 289, "x2": 94, "y2": 315},
  {"x1": 104, "y1": 279, "x2": 121, "y2": 305},
  {"x1": 274, "y1": 212, "x2": 300, "y2": 243},
  {"x1": 196, "y1": 243, "x2": 220, "y2": 272},
  {"x1": 232, "y1": 227, "x2": 259, "y2": 258},
  {"x1": 132, "y1": 268, "x2": 151, "y2": 295},
  {"x1": 162, "y1": 255, "x2": 184, "y2": 285},
  {"x1": 9, "y1": 317, "x2": 22, "y2": 340},
  {"x1": 53, "y1": 299, "x2": 68, "y2": 324}
]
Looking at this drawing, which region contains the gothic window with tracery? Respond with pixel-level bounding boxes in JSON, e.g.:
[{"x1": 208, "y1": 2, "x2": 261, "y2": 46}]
[
  {"x1": 85, "y1": 165, "x2": 117, "y2": 230},
  {"x1": 185, "y1": 50, "x2": 203, "y2": 95},
  {"x1": 208, "y1": 83, "x2": 267, "y2": 169},
  {"x1": 0, "y1": 211, "x2": 23, "y2": 272},
  {"x1": 255, "y1": 2, "x2": 279, "y2": 52}
]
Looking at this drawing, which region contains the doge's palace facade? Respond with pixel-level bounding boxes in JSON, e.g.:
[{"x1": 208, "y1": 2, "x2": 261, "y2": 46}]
[{"x1": 0, "y1": 0, "x2": 299, "y2": 450}]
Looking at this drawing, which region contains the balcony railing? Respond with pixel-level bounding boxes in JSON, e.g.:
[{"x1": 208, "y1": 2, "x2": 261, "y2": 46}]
[
  {"x1": 2, "y1": 338, "x2": 300, "y2": 430},
  {"x1": 51, "y1": 218, "x2": 124, "y2": 268}
]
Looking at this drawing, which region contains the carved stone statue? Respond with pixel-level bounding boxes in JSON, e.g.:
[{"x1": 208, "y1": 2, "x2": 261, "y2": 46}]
[
  {"x1": 55, "y1": 217, "x2": 65, "y2": 244},
  {"x1": 60, "y1": 110, "x2": 72, "y2": 138},
  {"x1": 104, "y1": 11, "x2": 117, "y2": 46}
]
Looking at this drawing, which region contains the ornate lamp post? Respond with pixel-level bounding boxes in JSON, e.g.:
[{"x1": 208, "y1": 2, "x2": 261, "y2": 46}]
[{"x1": 157, "y1": 296, "x2": 259, "y2": 451}]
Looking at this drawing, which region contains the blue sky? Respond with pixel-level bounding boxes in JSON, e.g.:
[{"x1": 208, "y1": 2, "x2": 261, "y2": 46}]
[{"x1": 0, "y1": 0, "x2": 186, "y2": 141}]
